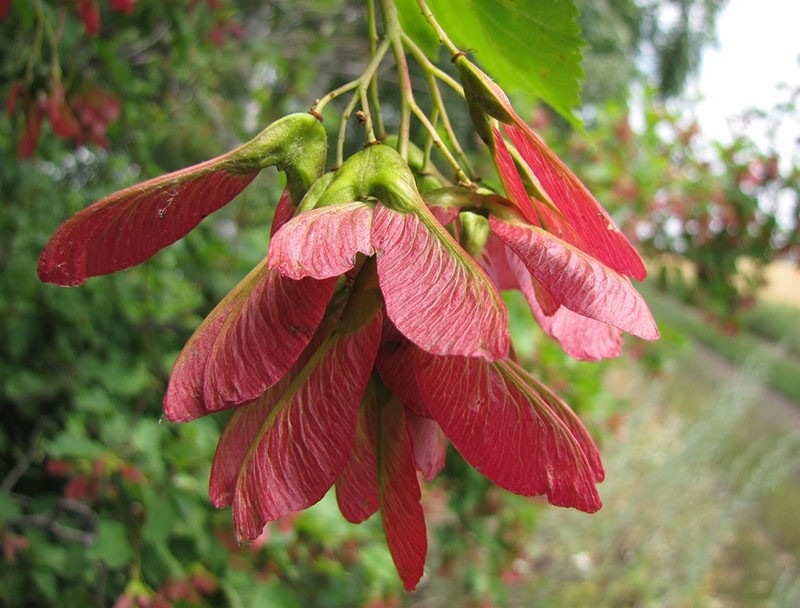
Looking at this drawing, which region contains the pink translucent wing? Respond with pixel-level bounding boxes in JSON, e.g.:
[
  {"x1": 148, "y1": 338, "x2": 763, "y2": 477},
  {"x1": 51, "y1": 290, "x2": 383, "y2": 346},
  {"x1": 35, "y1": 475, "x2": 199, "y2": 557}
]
[
  {"x1": 490, "y1": 216, "x2": 659, "y2": 341},
  {"x1": 231, "y1": 307, "x2": 382, "y2": 541},
  {"x1": 335, "y1": 391, "x2": 379, "y2": 524},
  {"x1": 491, "y1": 127, "x2": 540, "y2": 226},
  {"x1": 405, "y1": 409, "x2": 447, "y2": 481},
  {"x1": 529, "y1": 274, "x2": 560, "y2": 316},
  {"x1": 163, "y1": 279, "x2": 242, "y2": 423},
  {"x1": 427, "y1": 204, "x2": 460, "y2": 227},
  {"x1": 270, "y1": 187, "x2": 296, "y2": 238},
  {"x1": 375, "y1": 321, "x2": 430, "y2": 417},
  {"x1": 478, "y1": 233, "x2": 519, "y2": 290},
  {"x1": 372, "y1": 204, "x2": 509, "y2": 360},
  {"x1": 268, "y1": 202, "x2": 374, "y2": 280},
  {"x1": 506, "y1": 249, "x2": 623, "y2": 361},
  {"x1": 508, "y1": 359, "x2": 605, "y2": 483},
  {"x1": 541, "y1": 305, "x2": 622, "y2": 361},
  {"x1": 39, "y1": 160, "x2": 257, "y2": 286},
  {"x1": 209, "y1": 308, "x2": 342, "y2": 507},
  {"x1": 202, "y1": 269, "x2": 337, "y2": 410},
  {"x1": 209, "y1": 376, "x2": 290, "y2": 509},
  {"x1": 163, "y1": 260, "x2": 336, "y2": 421},
  {"x1": 504, "y1": 123, "x2": 647, "y2": 280},
  {"x1": 378, "y1": 399, "x2": 427, "y2": 592},
  {"x1": 417, "y1": 352, "x2": 602, "y2": 512}
]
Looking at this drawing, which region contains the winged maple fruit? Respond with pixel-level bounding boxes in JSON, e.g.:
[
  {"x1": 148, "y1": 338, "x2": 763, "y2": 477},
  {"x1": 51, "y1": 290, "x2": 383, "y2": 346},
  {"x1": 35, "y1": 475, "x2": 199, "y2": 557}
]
[
  {"x1": 425, "y1": 187, "x2": 658, "y2": 362},
  {"x1": 38, "y1": 112, "x2": 326, "y2": 286},
  {"x1": 453, "y1": 57, "x2": 658, "y2": 360},
  {"x1": 38, "y1": 94, "x2": 657, "y2": 591},
  {"x1": 164, "y1": 144, "x2": 652, "y2": 589}
]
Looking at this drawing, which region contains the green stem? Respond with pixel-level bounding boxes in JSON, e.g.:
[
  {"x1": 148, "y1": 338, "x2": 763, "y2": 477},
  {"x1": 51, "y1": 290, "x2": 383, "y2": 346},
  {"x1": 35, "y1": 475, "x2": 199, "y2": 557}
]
[
  {"x1": 360, "y1": 87, "x2": 377, "y2": 143},
  {"x1": 422, "y1": 107, "x2": 437, "y2": 170},
  {"x1": 401, "y1": 32, "x2": 472, "y2": 176},
  {"x1": 414, "y1": 0, "x2": 461, "y2": 57},
  {"x1": 410, "y1": 100, "x2": 472, "y2": 186},
  {"x1": 366, "y1": 0, "x2": 385, "y2": 138},
  {"x1": 381, "y1": 0, "x2": 469, "y2": 183},
  {"x1": 313, "y1": 38, "x2": 390, "y2": 167},
  {"x1": 401, "y1": 31, "x2": 463, "y2": 96},
  {"x1": 312, "y1": 38, "x2": 389, "y2": 116},
  {"x1": 394, "y1": 50, "x2": 412, "y2": 161},
  {"x1": 379, "y1": 0, "x2": 411, "y2": 159},
  {"x1": 313, "y1": 79, "x2": 361, "y2": 116},
  {"x1": 335, "y1": 89, "x2": 362, "y2": 169},
  {"x1": 426, "y1": 73, "x2": 474, "y2": 177}
]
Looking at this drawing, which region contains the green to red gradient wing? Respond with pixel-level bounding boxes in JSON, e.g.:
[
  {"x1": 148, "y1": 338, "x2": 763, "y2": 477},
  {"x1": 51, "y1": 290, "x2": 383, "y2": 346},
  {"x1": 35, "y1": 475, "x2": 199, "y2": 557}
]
[
  {"x1": 504, "y1": 123, "x2": 647, "y2": 280},
  {"x1": 163, "y1": 259, "x2": 336, "y2": 421},
  {"x1": 38, "y1": 156, "x2": 257, "y2": 286},
  {"x1": 219, "y1": 306, "x2": 382, "y2": 541},
  {"x1": 372, "y1": 204, "x2": 509, "y2": 360},
  {"x1": 377, "y1": 398, "x2": 427, "y2": 592},
  {"x1": 417, "y1": 352, "x2": 603, "y2": 512},
  {"x1": 490, "y1": 216, "x2": 659, "y2": 341}
]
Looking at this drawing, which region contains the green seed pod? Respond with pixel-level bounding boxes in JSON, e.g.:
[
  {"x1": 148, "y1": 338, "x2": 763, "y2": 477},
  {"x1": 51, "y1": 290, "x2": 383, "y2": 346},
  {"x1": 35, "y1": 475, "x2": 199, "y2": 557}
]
[
  {"x1": 459, "y1": 210, "x2": 491, "y2": 259},
  {"x1": 228, "y1": 112, "x2": 328, "y2": 202},
  {"x1": 382, "y1": 135, "x2": 426, "y2": 172},
  {"x1": 454, "y1": 57, "x2": 515, "y2": 148},
  {"x1": 416, "y1": 173, "x2": 443, "y2": 194},
  {"x1": 296, "y1": 172, "x2": 337, "y2": 214},
  {"x1": 380, "y1": 136, "x2": 442, "y2": 193},
  {"x1": 316, "y1": 144, "x2": 423, "y2": 215},
  {"x1": 454, "y1": 57, "x2": 515, "y2": 124}
]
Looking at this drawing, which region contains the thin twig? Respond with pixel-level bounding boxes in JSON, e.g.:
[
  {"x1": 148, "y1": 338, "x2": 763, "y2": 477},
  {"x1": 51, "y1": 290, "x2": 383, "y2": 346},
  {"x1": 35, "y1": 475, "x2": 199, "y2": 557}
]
[
  {"x1": 366, "y1": 0, "x2": 385, "y2": 138},
  {"x1": 401, "y1": 31, "x2": 464, "y2": 96},
  {"x1": 410, "y1": 100, "x2": 472, "y2": 186},
  {"x1": 414, "y1": 0, "x2": 461, "y2": 57}
]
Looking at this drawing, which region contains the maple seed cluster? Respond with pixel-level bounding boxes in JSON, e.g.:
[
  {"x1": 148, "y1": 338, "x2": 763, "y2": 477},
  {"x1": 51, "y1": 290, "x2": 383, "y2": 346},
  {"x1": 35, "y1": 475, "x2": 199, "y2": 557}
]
[{"x1": 39, "y1": 59, "x2": 658, "y2": 590}]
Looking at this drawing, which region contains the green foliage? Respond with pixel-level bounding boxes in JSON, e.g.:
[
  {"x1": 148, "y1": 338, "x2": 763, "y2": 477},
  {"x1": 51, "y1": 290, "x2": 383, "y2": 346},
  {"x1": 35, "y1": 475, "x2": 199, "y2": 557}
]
[
  {"x1": 646, "y1": 0, "x2": 729, "y2": 98},
  {"x1": 574, "y1": 0, "x2": 642, "y2": 104},
  {"x1": 516, "y1": 352, "x2": 800, "y2": 607},
  {"x1": 427, "y1": 0, "x2": 585, "y2": 124},
  {"x1": 394, "y1": 0, "x2": 440, "y2": 58},
  {"x1": 575, "y1": 0, "x2": 727, "y2": 101},
  {"x1": 7, "y1": 1, "x2": 791, "y2": 606},
  {"x1": 543, "y1": 87, "x2": 800, "y2": 324},
  {"x1": 740, "y1": 300, "x2": 800, "y2": 360},
  {"x1": 642, "y1": 286, "x2": 800, "y2": 405}
]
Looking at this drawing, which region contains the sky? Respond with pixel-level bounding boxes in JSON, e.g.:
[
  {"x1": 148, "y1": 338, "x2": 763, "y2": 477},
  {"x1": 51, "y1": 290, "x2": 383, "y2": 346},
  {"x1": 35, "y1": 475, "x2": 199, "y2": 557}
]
[
  {"x1": 693, "y1": 0, "x2": 800, "y2": 152},
  {"x1": 691, "y1": 0, "x2": 799, "y2": 233}
]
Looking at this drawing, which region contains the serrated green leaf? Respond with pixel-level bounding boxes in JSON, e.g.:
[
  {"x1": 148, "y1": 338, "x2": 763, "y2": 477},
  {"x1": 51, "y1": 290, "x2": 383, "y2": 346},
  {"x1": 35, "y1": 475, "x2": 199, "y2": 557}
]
[{"x1": 426, "y1": 0, "x2": 585, "y2": 123}]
